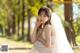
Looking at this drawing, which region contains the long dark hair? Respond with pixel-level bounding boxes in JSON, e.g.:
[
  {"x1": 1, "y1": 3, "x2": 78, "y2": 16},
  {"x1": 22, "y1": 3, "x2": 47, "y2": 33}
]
[
  {"x1": 38, "y1": 7, "x2": 51, "y2": 27},
  {"x1": 36, "y1": 7, "x2": 52, "y2": 38}
]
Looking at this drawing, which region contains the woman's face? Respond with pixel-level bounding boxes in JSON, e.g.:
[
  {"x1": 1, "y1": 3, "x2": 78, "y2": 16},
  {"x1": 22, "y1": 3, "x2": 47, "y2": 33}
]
[{"x1": 38, "y1": 11, "x2": 49, "y2": 24}]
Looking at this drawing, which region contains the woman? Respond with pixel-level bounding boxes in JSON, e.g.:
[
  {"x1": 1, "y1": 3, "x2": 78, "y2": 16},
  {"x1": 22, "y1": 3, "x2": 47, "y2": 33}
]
[
  {"x1": 30, "y1": 6, "x2": 73, "y2": 53},
  {"x1": 30, "y1": 7, "x2": 55, "y2": 53}
]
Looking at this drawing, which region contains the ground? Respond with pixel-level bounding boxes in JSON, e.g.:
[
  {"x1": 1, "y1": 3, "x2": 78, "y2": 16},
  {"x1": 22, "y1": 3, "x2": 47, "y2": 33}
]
[
  {"x1": 0, "y1": 37, "x2": 32, "y2": 53},
  {"x1": 0, "y1": 37, "x2": 80, "y2": 53}
]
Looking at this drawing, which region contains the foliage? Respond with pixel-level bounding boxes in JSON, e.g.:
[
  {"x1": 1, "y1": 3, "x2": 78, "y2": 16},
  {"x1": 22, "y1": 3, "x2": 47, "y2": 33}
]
[{"x1": 0, "y1": 0, "x2": 80, "y2": 45}]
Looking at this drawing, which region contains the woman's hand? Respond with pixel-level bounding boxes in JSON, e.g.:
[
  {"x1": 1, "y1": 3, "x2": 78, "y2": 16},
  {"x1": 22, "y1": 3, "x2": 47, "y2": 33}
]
[{"x1": 36, "y1": 18, "x2": 43, "y2": 28}]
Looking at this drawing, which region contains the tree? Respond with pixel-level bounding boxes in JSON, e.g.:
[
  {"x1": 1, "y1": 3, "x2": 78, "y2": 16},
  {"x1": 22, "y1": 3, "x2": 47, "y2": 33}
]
[
  {"x1": 64, "y1": 0, "x2": 77, "y2": 46},
  {"x1": 21, "y1": 0, "x2": 25, "y2": 40},
  {"x1": 17, "y1": 0, "x2": 21, "y2": 39},
  {"x1": 6, "y1": 0, "x2": 16, "y2": 37}
]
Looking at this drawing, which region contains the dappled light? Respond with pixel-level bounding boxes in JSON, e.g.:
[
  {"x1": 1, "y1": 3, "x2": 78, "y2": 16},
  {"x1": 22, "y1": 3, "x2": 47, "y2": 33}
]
[{"x1": 0, "y1": 0, "x2": 80, "y2": 53}]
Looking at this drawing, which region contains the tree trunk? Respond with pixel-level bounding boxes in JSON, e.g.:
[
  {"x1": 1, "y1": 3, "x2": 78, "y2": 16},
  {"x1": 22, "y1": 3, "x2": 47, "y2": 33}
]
[
  {"x1": 64, "y1": 0, "x2": 77, "y2": 46},
  {"x1": 21, "y1": 0, "x2": 25, "y2": 40},
  {"x1": 11, "y1": 13, "x2": 16, "y2": 34},
  {"x1": 17, "y1": 0, "x2": 20, "y2": 40},
  {"x1": 6, "y1": 0, "x2": 16, "y2": 37},
  {"x1": 27, "y1": 8, "x2": 31, "y2": 41}
]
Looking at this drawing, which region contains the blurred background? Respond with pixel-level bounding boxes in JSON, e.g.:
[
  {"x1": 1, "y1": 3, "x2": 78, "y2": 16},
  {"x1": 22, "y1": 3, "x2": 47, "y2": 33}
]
[{"x1": 0, "y1": 0, "x2": 80, "y2": 53}]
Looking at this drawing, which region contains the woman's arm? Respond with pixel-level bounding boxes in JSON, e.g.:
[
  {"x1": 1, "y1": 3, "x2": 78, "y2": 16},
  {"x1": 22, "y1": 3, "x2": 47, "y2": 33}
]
[
  {"x1": 44, "y1": 25, "x2": 52, "y2": 48},
  {"x1": 30, "y1": 18, "x2": 42, "y2": 43},
  {"x1": 38, "y1": 25, "x2": 52, "y2": 48}
]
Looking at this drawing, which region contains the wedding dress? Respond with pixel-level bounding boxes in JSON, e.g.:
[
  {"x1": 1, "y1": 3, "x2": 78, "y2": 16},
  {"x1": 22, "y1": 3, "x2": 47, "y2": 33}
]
[
  {"x1": 29, "y1": 12, "x2": 74, "y2": 53},
  {"x1": 50, "y1": 12, "x2": 73, "y2": 53}
]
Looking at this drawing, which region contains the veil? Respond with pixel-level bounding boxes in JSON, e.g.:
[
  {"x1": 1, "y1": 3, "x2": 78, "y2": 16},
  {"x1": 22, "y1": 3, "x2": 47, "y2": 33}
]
[{"x1": 51, "y1": 12, "x2": 73, "y2": 53}]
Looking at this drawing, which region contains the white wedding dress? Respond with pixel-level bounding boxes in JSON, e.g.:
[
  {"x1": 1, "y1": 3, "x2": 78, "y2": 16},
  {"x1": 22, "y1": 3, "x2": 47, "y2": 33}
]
[
  {"x1": 50, "y1": 12, "x2": 73, "y2": 53},
  {"x1": 29, "y1": 12, "x2": 74, "y2": 53}
]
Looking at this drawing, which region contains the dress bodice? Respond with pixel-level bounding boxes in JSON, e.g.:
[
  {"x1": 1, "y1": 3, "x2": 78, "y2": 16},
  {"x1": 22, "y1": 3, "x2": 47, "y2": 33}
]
[{"x1": 34, "y1": 24, "x2": 54, "y2": 47}]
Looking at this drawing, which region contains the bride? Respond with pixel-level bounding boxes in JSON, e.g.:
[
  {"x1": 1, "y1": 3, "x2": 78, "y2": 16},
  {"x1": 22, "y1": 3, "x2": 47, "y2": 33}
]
[{"x1": 30, "y1": 6, "x2": 73, "y2": 53}]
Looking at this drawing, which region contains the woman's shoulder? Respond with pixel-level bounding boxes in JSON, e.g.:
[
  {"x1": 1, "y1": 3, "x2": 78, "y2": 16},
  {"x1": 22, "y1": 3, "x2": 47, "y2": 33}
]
[
  {"x1": 44, "y1": 24, "x2": 54, "y2": 32},
  {"x1": 44, "y1": 24, "x2": 52, "y2": 29}
]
